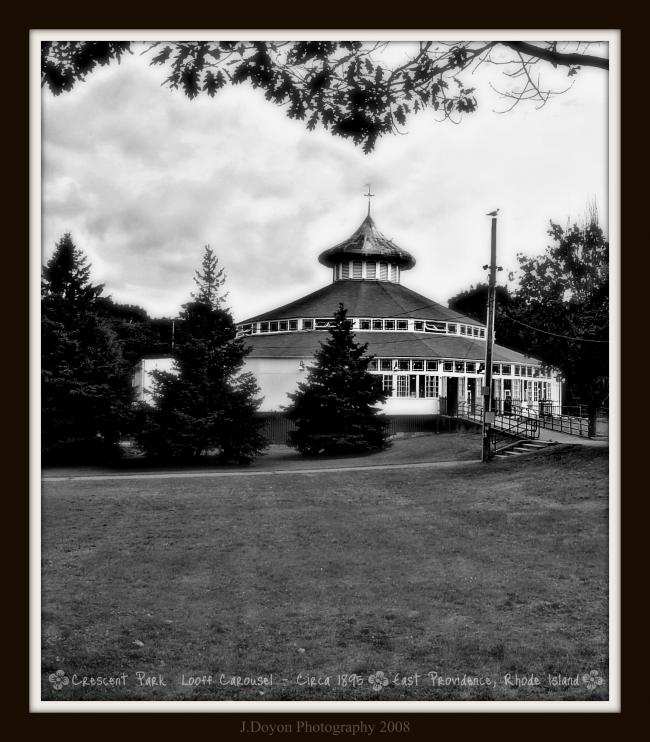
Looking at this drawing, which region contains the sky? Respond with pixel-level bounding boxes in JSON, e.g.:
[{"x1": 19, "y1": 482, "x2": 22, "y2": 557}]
[{"x1": 41, "y1": 40, "x2": 609, "y2": 322}]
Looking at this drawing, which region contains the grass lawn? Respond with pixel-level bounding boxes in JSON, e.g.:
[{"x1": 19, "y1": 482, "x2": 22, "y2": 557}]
[
  {"x1": 43, "y1": 430, "x2": 483, "y2": 478},
  {"x1": 41, "y1": 441, "x2": 609, "y2": 702}
]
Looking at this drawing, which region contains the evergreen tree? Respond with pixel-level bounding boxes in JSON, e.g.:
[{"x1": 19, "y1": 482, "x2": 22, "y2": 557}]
[
  {"x1": 286, "y1": 303, "x2": 389, "y2": 455},
  {"x1": 42, "y1": 234, "x2": 133, "y2": 463},
  {"x1": 134, "y1": 250, "x2": 266, "y2": 463},
  {"x1": 192, "y1": 245, "x2": 227, "y2": 310}
]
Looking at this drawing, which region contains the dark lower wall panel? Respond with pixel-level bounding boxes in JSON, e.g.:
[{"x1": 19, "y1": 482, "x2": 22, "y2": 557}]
[{"x1": 256, "y1": 413, "x2": 480, "y2": 445}]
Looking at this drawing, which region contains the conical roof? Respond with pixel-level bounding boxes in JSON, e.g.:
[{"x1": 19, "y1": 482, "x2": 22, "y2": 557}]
[
  {"x1": 240, "y1": 280, "x2": 481, "y2": 325},
  {"x1": 318, "y1": 215, "x2": 416, "y2": 269}
]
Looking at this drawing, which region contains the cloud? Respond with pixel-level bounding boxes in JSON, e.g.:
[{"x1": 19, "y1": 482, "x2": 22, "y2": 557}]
[{"x1": 41, "y1": 44, "x2": 608, "y2": 320}]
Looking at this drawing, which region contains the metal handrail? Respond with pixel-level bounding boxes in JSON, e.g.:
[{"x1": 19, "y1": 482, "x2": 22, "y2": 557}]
[
  {"x1": 505, "y1": 402, "x2": 589, "y2": 437},
  {"x1": 455, "y1": 401, "x2": 540, "y2": 440}
]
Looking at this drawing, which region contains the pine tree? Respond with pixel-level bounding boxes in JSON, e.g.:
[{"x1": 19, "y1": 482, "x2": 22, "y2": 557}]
[
  {"x1": 134, "y1": 250, "x2": 266, "y2": 463},
  {"x1": 41, "y1": 234, "x2": 133, "y2": 463},
  {"x1": 286, "y1": 303, "x2": 389, "y2": 455},
  {"x1": 192, "y1": 245, "x2": 227, "y2": 310}
]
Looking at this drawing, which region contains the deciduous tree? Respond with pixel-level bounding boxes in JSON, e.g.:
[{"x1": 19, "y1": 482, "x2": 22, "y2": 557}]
[
  {"x1": 42, "y1": 40, "x2": 608, "y2": 152},
  {"x1": 499, "y1": 210, "x2": 609, "y2": 435}
]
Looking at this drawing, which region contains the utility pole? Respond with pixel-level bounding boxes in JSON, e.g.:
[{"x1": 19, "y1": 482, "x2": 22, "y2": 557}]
[{"x1": 482, "y1": 210, "x2": 499, "y2": 463}]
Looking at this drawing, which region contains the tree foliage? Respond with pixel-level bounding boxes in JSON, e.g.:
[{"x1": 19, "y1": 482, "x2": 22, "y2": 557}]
[
  {"x1": 95, "y1": 297, "x2": 172, "y2": 365},
  {"x1": 448, "y1": 283, "x2": 513, "y2": 325},
  {"x1": 192, "y1": 244, "x2": 227, "y2": 310},
  {"x1": 498, "y1": 211, "x2": 609, "y2": 432},
  {"x1": 42, "y1": 40, "x2": 608, "y2": 152},
  {"x1": 286, "y1": 303, "x2": 389, "y2": 455},
  {"x1": 42, "y1": 234, "x2": 133, "y2": 463},
  {"x1": 134, "y1": 252, "x2": 266, "y2": 463}
]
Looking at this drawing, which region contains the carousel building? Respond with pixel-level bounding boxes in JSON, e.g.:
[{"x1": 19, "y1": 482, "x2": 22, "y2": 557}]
[{"x1": 236, "y1": 211, "x2": 562, "y2": 417}]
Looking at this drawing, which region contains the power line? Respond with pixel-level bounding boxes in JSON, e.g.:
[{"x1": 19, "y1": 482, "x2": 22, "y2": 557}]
[{"x1": 500, "y1": 313, "x2": 609, "y2": 344}]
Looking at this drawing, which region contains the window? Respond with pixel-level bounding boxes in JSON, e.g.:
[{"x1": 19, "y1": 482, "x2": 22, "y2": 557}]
[
  {"x1": 279, "y1": 320, "x2": 288, "y2": 331},
  {"x1": 384, "y1": 319, "x2": 395, "y2": 331},
  {"x1": 426, "y1": 360, "x2": 438, "y2": 371},
  {"x1": 270, "y1": 321, "x2": 279, "y2": 332},
  {"x1": 379, "y1": 263, "x2": 388, "y2": 280},
  {"x1": 359, "y1": 319, "x2": 371, "y2": 330},
  {"x1": 473, "y1": 327, "x2": 480, "y2": 337},
  {"x1": 260, "y1": 322, "x2": 269, "y2": 333},
  {"x1": 448, "y1": 324, "x2": 457, "y2": 334},
  {"x1": 341, "y1": 263, "x2": 350, "y2": 279},
  {"x1": 425, "y1": 321, "x2": 446, "y2": 333},
  {"x1": 382, "y1": 375, "x2": 393, "y2": 394},
  {"x1": 493, "y1": 364, "x2": 501, "y2": 375},
  {"x1": 460, "y1": 325, "x2": 466, "y2": 335},
  {"x1": 455, "y1": 361, "x2": 465, "y2": 373},
  {"x1": 396, "y1": 375, "x2": 409, "y2": 397},
  {"x1": 443, "y1": 361, "x2": 453, "y2": 372},
  {"x1": 396, "y1": 360, "x2": 410, "y2": 371},
  {"x1": 533, "y1": 367, "x2": 540, "y2": 377},
  {"x1": 527, "y1": 366, "x2": 533, "y2": 377},
  {"x1": 239, "y1": 324, "x2": 253, "y2": 335},
  {"x1": 289, "y1": 319, "x2": 298, "y2": 331},
  {"x1": 397, "y1": 320, "x2": 408, "y2": 331},
  {"x1": 372, "y1": 320, "x2": 383, "y2": 331},
  {"x1": 501, "y1": 364, "x2": 511, "y2": 375},
  {"x1": 352, "y1": 261, "x2": 362, "y2": 279},
  {"x1": 368, "y1": 360, "x2": 378, "y2": 371},
  {"x1": 414, "y1": 321, "x2": 424, "y2": 331},
  {"x1": 514, "y1": 365, "x2": 521, "y2": 376},
  {"x1": 380, "y1": 359, "x2": 392, "y2": 371},
  {"x1": 479, "y1": 329, "x2": 486, "y2": 338},
  {"x1": 424, "y1": 375, "x2": 439, "y2": 398},
  {"x1": 412, "y1": 360, "x2": 424, "y2": 371},
  {"x1": 390, "y1": 265, "x2": 398, "y2": 281},
  {"x1": 466, "y1": 362, "x2": 476, "y2": 373},
  {"x1": 315, "y1": 318, "x2": 334, "y2": 328},
  {"x1": 366, "y1": 262, "x2": 377, "y2": 279},
  {"x1": 302, "y1": 319, "x2": 313, "y2": 330}
]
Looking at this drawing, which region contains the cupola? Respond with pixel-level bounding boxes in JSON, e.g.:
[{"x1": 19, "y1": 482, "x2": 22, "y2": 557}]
[{"x1": 318, "y1": 214, "x2": 416, "y2": 284}]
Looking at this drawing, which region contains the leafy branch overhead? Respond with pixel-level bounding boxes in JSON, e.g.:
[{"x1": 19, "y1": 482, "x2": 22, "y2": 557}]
[{"x1": 41, "y1": 40, "x2": 608, "y2": 153}]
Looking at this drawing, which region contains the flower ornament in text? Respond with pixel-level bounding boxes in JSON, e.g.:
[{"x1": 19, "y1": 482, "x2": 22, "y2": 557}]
[
  {"x1": 368, "y1": 670, "x2": 389, "y2": 691},
  {"x1": 48, "y1": 669, "x2": 69, "y2": 691},
  {"x1": 582, "y1": 670, "x2": 604, "y2": 691}
]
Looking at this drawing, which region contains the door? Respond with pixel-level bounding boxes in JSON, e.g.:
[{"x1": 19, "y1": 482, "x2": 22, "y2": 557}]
[
  {"x1": 503, "y1": 379, "x2": 512, "y2": 415},
  {"x1": 467, "y1": 377, "x2": 476, "y2": 415},
  {"x1": 447, "y1": 377, "x2": 458, "y2": 416}
]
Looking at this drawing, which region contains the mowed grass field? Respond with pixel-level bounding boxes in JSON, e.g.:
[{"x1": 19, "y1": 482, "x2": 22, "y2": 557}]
[{"x1": 41, "y1": 442, "x2": 609, "y2": 702}]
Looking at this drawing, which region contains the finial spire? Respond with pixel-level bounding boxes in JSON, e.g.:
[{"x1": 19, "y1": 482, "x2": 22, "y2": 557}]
[{"x1": 364, "y1": 183, "x2": 375, "y2": 217}]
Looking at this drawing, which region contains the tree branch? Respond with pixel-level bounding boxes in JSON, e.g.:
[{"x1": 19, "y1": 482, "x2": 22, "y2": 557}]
[{"x1": 501, "y1": 41, "x2": 609, "y2": 70}]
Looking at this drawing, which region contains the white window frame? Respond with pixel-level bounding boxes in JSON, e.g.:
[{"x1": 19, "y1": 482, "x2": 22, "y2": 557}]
[{"x1": 396, "y1": 375, "x2": 409, "y2": 397}]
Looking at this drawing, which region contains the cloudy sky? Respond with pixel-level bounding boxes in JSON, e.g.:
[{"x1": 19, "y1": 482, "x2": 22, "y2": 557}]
[{"x1": 41, "y1": 40, "x2": 609, "y2": 322}]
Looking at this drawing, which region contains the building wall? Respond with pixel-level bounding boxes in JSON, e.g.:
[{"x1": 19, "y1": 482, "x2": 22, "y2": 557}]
[
  {"x1": 243, "y1": 357, "x2": 562, "y2": 415},
  {"x1": 243, "y1": 357, "x2": 310, "y2": 411},
  {"x1": 132, "y1": 357, "x2": 176, "y2": 403},
  {"x1": 133, "y1": 355, "x2": 562, "y2": 417}
]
